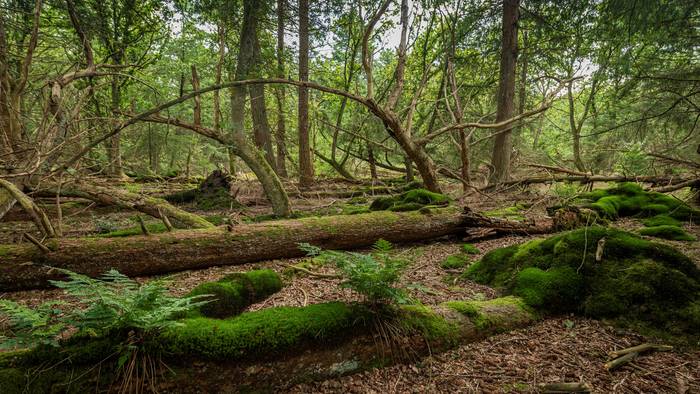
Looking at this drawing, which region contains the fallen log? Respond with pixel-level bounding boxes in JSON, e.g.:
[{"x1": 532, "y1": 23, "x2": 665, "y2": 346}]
[
  {"x1": 0, "y1": 209, "x2": 465, "y2": 291},
  {"x1": 36, "y1": 182, "x2": 214, "y2": 229},
  {"x1": 484, "y1": 174, "x2": 692, "y2": 189}
]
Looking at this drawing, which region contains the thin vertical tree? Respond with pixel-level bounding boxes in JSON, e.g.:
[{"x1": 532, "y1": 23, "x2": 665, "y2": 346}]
[
  {"x1": 275, "y1": 0, "x2": 288, "y2": 178},
  {"x1": 298, "y1": 0, "x2": 314, "y2": 187},
  {"x1": 489, "y1": 0, "x2": 519, "y2": 183}
]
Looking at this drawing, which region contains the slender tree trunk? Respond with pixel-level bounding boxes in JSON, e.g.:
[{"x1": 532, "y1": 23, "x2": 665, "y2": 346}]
[
  {"x1": 108, "y1": 75, "x2": 125, "y2": 178},
  {"x1": 405, "y1": 155, "x2": 414, "y2": 182},
  {"x1": 568, "y1": 83, "x2": 586, "y2": 172},
  {"x1": 489, "y1": 0, "x2": 519, "y2": 184},
  {"x1": 298, "y1": 0, "x2": 314, "y2": 187},
  {"x1": 367, "y1": 143, "x2": 378, "y2": 180},
  {"x1": 274, "y1": 0, "x2": 288, "y2": 178}
]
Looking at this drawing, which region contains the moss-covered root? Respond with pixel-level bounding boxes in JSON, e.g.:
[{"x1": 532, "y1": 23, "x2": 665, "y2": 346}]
[{"x1": 187, "y1": 269, "x2": 283, "y2": 318}]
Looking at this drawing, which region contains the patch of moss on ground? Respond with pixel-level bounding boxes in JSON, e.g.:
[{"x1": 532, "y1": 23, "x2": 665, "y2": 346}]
[
  {"x1": 159, "y1": 302, "x2": 367, "y2": 360},
  {"x1": 187, "y1": 269, "x2": 283, "y2": 318},
  {"x1": 369, "y1": 189, "x2": 449, "y2": 212},
  {"x1": 440, "y1": 255, "x2": 469, "y2": 269},
  {"x1": 463, "y1": 226, "x2": 700, "y2": 340},
  {"x1": 639, "y1": 225, "x2": 696, "y2": 241},
  {"x1": 461, "y1": 243, "x2": 480, "y2": 254}
]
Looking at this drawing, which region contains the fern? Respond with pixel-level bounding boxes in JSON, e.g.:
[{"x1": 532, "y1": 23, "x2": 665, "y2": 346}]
[
  {"x1": 0, "y1": 269, "x2": 209, "y2": 350},
  {"x1": 0, "y1": 300, "x2": 67, "y2": 348},
  {"x1": 300, "y1": 239, "x2": 410, "y2": 305}
]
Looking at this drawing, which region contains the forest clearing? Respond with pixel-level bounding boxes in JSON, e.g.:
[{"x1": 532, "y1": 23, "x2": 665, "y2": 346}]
[{"x1": 0, "y1": 0, "x2": 699, "y2": 393}]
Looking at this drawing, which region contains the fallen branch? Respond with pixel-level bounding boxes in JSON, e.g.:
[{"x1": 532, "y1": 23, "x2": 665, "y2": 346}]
[
  {"x1": 538, "y1": 382, "x2": 592, "y2": 393},
  {"x1": 608, "y1": 343, "x2": 673, "y2": 359}
]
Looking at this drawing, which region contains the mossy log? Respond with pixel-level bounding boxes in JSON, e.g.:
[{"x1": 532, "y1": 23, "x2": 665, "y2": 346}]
[
  {"x1": 0, "y1": 209, "x2": 465, "y2": 291},
  {"x1": 0, "y1": 297, "x2": 536, "y2": 392},
  {"x1": 37, "y1": 182, "x2": 214, "y2": 229},
  {"x1": 159, "y1": 297, "x2": 536, "y2": 390}
]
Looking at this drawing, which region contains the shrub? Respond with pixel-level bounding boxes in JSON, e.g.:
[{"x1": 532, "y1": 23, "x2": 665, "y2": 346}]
[{"x1": 369, "y1": 189, "x2": 449, "y2": 212}]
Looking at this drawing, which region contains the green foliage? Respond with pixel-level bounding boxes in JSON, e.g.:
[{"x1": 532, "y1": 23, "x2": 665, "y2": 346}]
[
  {"x1": 0, "y1": 301, "x2": 67, "y2": 349},
  {"x1": 463, "y1": 227, "x2": 700, "y2": 338},
  {"x1": 639, "y1": 225, "x2": 696, "y2": 241},
  {"x1": 301, "y1": 240, "x2": 410, "y2": 305},
  {"x1": 49, "y1": 270, "x2": 210, "y2": 336},
  {"x1": 369, "y1": 189, "x2": 449, "y2": 212},
  {"x1": 159, "y1": 302, "x2": 365, "y2": 360},
  {"x1": 187, "y1": 269, "x2": 283, "y2": 318}
]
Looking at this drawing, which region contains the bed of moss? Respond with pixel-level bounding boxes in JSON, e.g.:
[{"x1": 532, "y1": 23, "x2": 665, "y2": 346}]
[
  {"x1": 369, "y1": 189, "x2": 449, "y2": 212},
  {"x1": 158, "y1": 302, "x2": 369, "y2": 360},
  {"x1": 581, "y1": 182, "x2": 699, "y2": 241},
  {"x1": 463, "y1": 226, "x2": 700, "y2": 340},
  {"x1": 187, "y1": 269, "x2": 283, "y2": 318}
]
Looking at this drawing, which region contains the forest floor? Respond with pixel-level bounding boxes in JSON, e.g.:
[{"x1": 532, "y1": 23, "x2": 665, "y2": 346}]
[{"x1": 1, "y1": 178, "x2": 699, "y2": 393}]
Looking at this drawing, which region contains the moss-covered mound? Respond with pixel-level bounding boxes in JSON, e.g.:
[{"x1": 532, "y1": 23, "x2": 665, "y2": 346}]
[
  {"x1": 463, "y1": 227, "x2": 700, "y2": 338},
  {"x1": 159, "y1": 302, "x2": 367, "y2": 360},
  {"x1": 369, "y1": 189, "x2": 449, "y2": 212},
  {"x1": 582, "y1": 182, "x2": 700, "y2": 221},
  {"x1": 639, "y1": 225, "x2": 697, "y2": 241},
  {"x1": 187, "y1": 269, "x2": 283, "y2": 318}
]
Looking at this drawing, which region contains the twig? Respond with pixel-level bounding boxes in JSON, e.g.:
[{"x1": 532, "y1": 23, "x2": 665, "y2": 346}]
[
  {"x1": 137, "y1": 215, "x2": 150, "y2": 236},
  {"x1": 287, "y1": 264, "x2": 341, "y2": 279},
  {"x1": 23, "y1": 232, "x2": 51, "y2": 253}
]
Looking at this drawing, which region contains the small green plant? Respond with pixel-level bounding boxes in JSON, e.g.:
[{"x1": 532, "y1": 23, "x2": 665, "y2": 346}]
[
  {"x1": 300, "y1": 240, "x2": 410, "y2": 305},
  {"x1": 93, "y1": 215, "x2": 118, "y2": 234},
  {"x1": 0, "y1": 301, "x2": 67, "y2": 349}
]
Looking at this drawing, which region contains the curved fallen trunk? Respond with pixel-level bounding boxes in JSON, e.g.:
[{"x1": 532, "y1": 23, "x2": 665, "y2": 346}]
[
  {"x1": 0, "y1": 209, "x2": 465, "y2": 291},
  {"x1": 36, "y1": 182, "x2": 214, "y2": 229}
]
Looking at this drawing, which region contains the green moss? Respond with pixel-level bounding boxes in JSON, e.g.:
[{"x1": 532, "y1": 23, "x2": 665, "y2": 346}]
[
  {"x1": 440, "y1": 255, "x2": 469, "y2": 269},
  {"x1": 369, "y1": 189, "x2": 449, "y2": 212},
  {"x1": 400, "y1": 305, "x2": 460, "y2": 342},
  {"x1": 461, "y1": 244, "x2": 480, "y2": 254},
  {"x1": 642, "y1": 214, "x2": 682, "y2": 227},
  {"x1": 463, "y1": 226, "x2": 700, "y2": 338},
  {"x1": 187, "y1": 269, "x2": 282, "y2": 318},
  {"x1": 514, "y1": 267, "x2": 583, "y2": 311},
  {"x1": 639, "y1": 225, "x2": 696, "y2": 241},
  {"x1": 584, "y1": 182, "x2": 700, "y2": 221},
  {"x1": 443, "y1": 296, "x2": 532, "y2": 332},
  {"x1": 159, "y1": 302, "x2": 366, "y2": 359},
  {"x1": 483, "y1": 203, "x2": 527, "y2": 221},
  {"x1": 95, "y1": 223, "x2": 168, "y2": 237}
]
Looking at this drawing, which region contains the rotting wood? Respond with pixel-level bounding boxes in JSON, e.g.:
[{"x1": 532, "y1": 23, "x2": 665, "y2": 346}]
[
  {"x1": 608, "y1": 343, "x2": 673, "y2": 359},
  {"x1": 537, "y1": 382, "x2": 592, "y2": 393}
]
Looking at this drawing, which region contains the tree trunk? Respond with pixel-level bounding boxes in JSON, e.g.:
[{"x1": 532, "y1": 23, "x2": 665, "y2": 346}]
[
  {"x1": 107, "y1": 73, "x2": 125, "y2": 178},
  {"x1": 230, "y1": 0, "x2": 291, "y2": 217},
  {"x1": 0, "y1": 209, "x2": 465, "y2": 290},
  {"x1": 489, "y1": 0, "x2": 519, "y2": 184},
  {"x1": 274, "y1": 0, "x2": 288, "y2": 178},
  {"x1": 298, "y1": 0, "x2": 314, "y2": 187}
]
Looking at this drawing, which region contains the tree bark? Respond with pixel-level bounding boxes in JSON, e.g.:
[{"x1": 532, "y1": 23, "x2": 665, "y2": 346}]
[
  {"x1": 298, "y1": 0, "x2": 314, "y2": 187},
  {"x1": 489, "y1": 0, "x2": 519, "y2": 184},
  {"x1": 275, "y1": 0, "x2": 288, "y2": 178},
  {"x1": 230, "y1": 0, "x2": 291, "y2": 217},
  {"x1": 0, "y1": 209, "x2": 465, "y2": 290}
]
